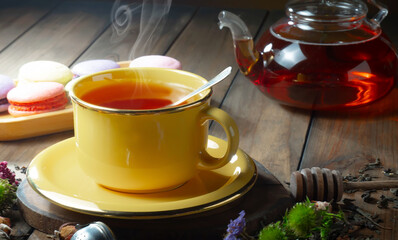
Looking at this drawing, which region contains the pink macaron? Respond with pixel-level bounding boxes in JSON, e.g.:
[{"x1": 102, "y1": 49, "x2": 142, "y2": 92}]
[
  {"x1": 7, "y1": 82, "x2": 68, "y2": 117},
  {"x1": 0, "y1": 74, "x2": 15, "y2": 113},
  {"x1": 129, "y1": 55, "x2": 182, "y2": 70}
]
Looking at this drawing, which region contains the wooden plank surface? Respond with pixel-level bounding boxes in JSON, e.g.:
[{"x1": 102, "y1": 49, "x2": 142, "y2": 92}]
[
  {"x1": 0, "y1": 0, "x2": 60, "y2": 51},
  {"x1": 73, "y1": 4, "x2": 197, "y2": 63}
]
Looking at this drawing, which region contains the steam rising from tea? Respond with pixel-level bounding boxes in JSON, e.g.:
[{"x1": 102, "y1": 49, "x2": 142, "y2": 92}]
[
  {"x1": 110, "y1": 0, "x2": 173, "y2": 103},
  {"x1": 111, "y1": 0, "x2": 172, "y2": 59}
]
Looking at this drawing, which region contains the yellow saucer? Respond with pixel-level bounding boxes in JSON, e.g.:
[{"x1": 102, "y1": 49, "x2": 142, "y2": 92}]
[{"x1": 27, "y1": 136, "x2": 257, "y2": 219}]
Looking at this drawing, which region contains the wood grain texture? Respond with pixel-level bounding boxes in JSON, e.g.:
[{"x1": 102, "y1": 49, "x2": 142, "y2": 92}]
[
  {"x1": 72, "y1": 4, "x2": 197, "y2": 63},
  {"x1": 210, "y1": 11, "x2": 312, "y2": 185},
  {"x1": 0, "y1": 0, "x2": 113, "y2": 78},
  {"x1": 0, "y1": 0, "x2": 60, "y2": 51},
  {"x1": 0, "y1": 131, "x2": 74, "y2": 166},
  {"x1": 300, "y1": 89, "x2": 398, "y2": 239},
  {"x1": 0, "y1": 107, "x2": 73, "y2": 141}
]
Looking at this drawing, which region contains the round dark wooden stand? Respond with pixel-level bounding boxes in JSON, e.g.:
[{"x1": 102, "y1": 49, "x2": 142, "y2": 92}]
[{"x1": 17, "y1": 163, "x2": 294, "y2": 239}]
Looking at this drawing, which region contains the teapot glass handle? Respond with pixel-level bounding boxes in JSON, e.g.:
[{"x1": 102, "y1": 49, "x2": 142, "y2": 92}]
[{"x1": 368, "y1": 0, "x2": 388, "y2": 27}]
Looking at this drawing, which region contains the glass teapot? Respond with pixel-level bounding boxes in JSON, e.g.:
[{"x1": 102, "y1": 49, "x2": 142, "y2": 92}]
[{"x1": 218, "y1": 0, "x2": 397, "y2": 110}]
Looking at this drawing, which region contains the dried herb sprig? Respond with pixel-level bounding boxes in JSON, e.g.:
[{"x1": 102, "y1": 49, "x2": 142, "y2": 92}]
[
  {"x1": 0, "y1": 179, "x2": 17, "y2": 214},
  {"x1": 225, "y1": 199, "x2": 345, "y2": 240},
  {"x1": 0, "y1": 161, "x2": 19, "y2": 215},
  {"x1": 342, "y1": 198, "x2": 391, "y2": 230}
]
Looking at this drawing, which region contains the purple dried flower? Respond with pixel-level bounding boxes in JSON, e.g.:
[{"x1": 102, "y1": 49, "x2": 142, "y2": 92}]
[
  {"x1": 0, "y1": 161, "x2": 18, "y2": 186},
  {"x1": 224, "y1": 210, "x2": 246, "y2": 240}
]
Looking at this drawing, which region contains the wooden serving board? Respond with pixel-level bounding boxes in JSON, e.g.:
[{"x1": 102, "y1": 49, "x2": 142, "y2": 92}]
[
  {"x1": 17, "y1": 163, "x2": 294, "y2": 239},
  {"x1": 0, "y1": 106, "x2": 73, "y2": 141}
]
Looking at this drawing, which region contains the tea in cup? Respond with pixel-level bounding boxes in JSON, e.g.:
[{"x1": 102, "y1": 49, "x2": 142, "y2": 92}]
[{"x1": 69, "y1": 67, "x2": 239, "y2": 193}]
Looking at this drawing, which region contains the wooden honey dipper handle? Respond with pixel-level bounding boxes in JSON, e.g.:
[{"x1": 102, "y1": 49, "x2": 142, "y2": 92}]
[
  {"x1": 290, "y1": 167, "x2": 398, "y2": 202},
  {"x1": 344, "y1": 180, "x2": 398, "y2": 190}
]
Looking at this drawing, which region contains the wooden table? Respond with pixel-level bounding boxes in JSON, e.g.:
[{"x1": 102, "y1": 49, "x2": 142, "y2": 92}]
[{"x1": 1, "y1": 0, "x2": 398, "y2": 239}]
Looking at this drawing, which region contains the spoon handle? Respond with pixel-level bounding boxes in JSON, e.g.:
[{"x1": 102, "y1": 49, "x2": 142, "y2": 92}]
[{"x1": 169, "y1": 66, "x2": 232, "y2": 107}]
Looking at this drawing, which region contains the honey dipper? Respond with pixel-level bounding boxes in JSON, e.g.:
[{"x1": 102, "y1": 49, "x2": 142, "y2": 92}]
[{"x1": 290, "y1": 167, "x2": 398, "y2": 202}]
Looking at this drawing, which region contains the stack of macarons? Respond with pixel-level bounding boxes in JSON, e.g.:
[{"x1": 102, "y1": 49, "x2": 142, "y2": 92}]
[
  {"x1": 5, "y1": 59, "x2": 123, "y2": 116},
  {"x1": 2, "y1": 60, "x2": 73, "y2": 117},
  {"x1": 0, "y1": 75, "x2": 15, "y2": 113},
  {"x1": 7, "y1": 82, "x2": 68, "y2": 117}
]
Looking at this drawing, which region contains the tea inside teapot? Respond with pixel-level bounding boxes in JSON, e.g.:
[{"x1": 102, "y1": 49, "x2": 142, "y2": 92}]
[{"x1": 219, "y1": 0, "x2": 397, "y2": 110}]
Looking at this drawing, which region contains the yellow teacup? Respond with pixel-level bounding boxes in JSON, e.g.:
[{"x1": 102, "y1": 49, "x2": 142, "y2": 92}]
[{"x1": 69, "y1": 67, "x2": 239, "y2": 193}]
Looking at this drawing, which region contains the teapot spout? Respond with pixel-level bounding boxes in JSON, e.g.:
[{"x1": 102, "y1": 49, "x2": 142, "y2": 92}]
[{"x1": 218, "y1": 11, "x2": 260, "y2": 76}]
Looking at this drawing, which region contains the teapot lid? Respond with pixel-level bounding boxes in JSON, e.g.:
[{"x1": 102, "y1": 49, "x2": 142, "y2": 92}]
[
  {"x1": 286, "y1": 0, "x2": 367, "y2": 24},
  {"x1": 271, "y1": 0, "x2": 385, "y2": 43}
]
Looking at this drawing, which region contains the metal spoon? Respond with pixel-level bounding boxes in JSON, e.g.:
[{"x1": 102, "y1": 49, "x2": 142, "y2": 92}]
[{"x1": 168, "y1": 66, "x2": 232, "y2": 107}]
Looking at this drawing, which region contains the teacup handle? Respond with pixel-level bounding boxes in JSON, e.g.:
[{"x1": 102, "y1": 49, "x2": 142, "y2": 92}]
[{"x1": 198, "y1": 107, "x2": 239, "y2": 170}]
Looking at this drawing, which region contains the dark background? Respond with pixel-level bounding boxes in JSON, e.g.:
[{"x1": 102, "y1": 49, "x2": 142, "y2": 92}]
[{"x1": 172, "y1": 0, "x2": 398, "y2": 14}]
